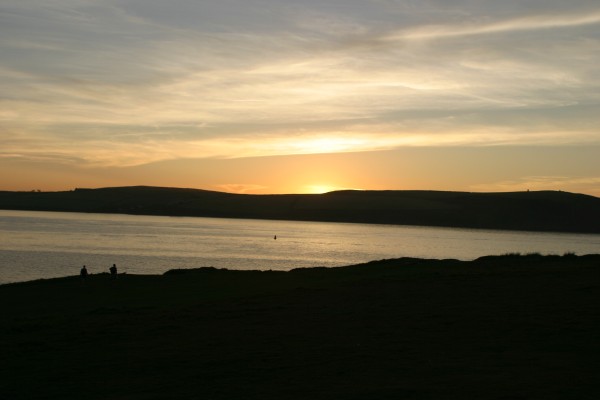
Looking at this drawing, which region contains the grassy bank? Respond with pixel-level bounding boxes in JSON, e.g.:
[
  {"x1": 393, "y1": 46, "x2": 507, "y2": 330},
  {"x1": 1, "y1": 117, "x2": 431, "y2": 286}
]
[{"x1": 1, "y1": 254, "x2": 599, "y2": 399}]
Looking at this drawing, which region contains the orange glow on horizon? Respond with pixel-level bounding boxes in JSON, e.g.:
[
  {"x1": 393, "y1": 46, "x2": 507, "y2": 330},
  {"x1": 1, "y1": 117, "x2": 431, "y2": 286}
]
[
  {"x1": 301, "y1": 184, "x2": 361, "y2": 194},
  {"x1": 304, "y1": 185, "x2": 337, "y2": 194}
]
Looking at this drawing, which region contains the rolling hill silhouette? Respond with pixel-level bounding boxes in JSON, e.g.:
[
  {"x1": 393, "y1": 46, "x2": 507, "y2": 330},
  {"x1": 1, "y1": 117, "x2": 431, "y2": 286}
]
[{"x1": 1, "y1": 186, "x2": 599, "y2": 233}]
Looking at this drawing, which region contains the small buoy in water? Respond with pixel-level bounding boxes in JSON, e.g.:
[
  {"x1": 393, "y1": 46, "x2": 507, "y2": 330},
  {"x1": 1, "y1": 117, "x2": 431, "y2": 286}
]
[{"x1": 274, "y1": 235, "x2": 277, "y2": 240}]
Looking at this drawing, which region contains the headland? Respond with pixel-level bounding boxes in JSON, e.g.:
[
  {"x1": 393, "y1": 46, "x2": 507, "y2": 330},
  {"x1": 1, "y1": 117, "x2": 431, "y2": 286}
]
[
  {"x1": 1, "y1": 186, "x2": 600, "y2": 233},
  {"x1": 1, "y1": 254, "x2": 599, "y2": 399}
]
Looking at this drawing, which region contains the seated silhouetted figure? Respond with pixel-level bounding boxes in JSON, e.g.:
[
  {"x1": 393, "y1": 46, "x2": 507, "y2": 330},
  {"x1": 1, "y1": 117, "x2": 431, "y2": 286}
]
[
  {"x1": 80, "y1": 265, "x2": 88, "y2": 279},
  {"x1": 109, "y1": 264, "x2": 117, "y2": 279}
]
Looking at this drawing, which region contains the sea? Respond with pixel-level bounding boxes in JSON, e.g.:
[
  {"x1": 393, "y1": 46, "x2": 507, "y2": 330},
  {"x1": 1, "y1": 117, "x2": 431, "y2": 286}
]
[{"x1": 1, "y1": 209, "x2": 599, "y2": 284}]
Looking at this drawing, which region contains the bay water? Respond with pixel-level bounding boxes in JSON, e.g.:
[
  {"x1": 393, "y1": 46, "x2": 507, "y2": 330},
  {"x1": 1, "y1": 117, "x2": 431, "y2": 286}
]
[{"x1": 1, "y1": 209, "x2": 598, "y2": 284}]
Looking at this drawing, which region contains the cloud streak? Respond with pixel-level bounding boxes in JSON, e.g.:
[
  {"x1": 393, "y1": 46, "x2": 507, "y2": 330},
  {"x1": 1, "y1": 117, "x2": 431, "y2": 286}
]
[
  {"x1": 1, "y1": 0, "x2": 600, "y2": 168},
  {"x1": 386, "y1": 10, "x2": 600, "y2": 41}
]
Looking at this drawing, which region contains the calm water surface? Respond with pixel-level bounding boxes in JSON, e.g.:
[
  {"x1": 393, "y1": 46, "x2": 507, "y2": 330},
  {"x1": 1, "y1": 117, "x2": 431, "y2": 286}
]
[{"x1": 1, "y1": 210, "x2": 598, "y2": 284}]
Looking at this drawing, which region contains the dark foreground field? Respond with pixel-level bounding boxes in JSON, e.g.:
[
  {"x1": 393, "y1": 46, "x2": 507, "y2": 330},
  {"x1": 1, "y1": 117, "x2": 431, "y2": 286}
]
[{"x1": 1, "y1": 255, "x2": 599, "y2": 400}]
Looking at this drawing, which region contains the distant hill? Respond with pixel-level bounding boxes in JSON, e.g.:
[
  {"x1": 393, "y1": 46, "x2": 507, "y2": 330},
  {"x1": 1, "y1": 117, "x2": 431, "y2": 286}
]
[{"x1": 0, "y1": 186, "x2": 599, "y2": 233}]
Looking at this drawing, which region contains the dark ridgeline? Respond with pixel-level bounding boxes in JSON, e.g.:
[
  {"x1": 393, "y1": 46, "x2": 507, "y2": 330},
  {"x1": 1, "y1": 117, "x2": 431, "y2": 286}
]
[{"x1": 0, "y1": 185, "x2": 599, "y2": 233}]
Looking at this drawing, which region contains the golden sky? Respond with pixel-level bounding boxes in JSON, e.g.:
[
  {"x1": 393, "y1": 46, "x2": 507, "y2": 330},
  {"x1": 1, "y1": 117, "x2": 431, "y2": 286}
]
[{"x1": 1, "y1": 1, "x2": 599, "y2": 196}]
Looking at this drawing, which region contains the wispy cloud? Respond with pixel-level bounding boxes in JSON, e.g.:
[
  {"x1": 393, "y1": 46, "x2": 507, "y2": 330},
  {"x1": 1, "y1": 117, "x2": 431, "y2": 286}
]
[
  {"x1": 216, "y1": 183, "x2": 268, "y2": 194},
  {"x1": 1, "y1": 0, "x2": 600, "y2": 168},
  {"x1": 386, "y1": 10, "x2": 600, "y2": 41}
]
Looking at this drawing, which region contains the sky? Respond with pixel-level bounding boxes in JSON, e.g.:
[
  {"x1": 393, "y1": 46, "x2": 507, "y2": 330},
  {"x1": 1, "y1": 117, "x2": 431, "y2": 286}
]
[{"x1": 1, "y1": 0, "x2": 599, "y2": 196}]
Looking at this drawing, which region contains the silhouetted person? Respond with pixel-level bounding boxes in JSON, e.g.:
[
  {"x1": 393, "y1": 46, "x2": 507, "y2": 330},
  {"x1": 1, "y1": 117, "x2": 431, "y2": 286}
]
[
  {"x1": 109, "y1": 264, "x2": 117, "y2": 279},
  {"x1": 80, "y1": 265, "x2": 88, "y2": 279}
]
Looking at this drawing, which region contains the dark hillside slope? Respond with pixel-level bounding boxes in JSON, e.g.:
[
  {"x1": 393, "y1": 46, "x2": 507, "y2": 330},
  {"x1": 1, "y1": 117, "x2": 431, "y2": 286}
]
[
  {"x1": 1, "y1": 255, "x2": 599, "y2": 399},
  {"x1": 0, "y1": 186, "x2": 599, "y2": 233}
]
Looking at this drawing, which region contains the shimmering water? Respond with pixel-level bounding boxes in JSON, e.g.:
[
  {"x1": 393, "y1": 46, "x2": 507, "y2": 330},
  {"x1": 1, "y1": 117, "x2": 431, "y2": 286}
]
[{"x1": 1, "y1": 209, "x2": 598, "y2": 284}]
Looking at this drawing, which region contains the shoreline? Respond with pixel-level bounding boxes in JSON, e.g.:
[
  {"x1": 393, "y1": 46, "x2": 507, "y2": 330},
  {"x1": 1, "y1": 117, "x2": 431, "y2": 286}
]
[
  {"x1": 2, "y1": 252, "x2": 599, "y2": 287},
  {"x1": 2, "y1": 186, "x2": 599, "y2": 234},
  {"x1": 5, "y1": 206, "x2": 600, "y2": 236}
]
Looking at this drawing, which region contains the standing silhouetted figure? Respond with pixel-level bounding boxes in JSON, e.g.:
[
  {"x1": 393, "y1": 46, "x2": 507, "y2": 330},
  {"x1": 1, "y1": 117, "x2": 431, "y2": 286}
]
[
  {"x1": 109, "y1": 264, "x2": 117, "y2": 279},
  {"x1": 80, "y1": 265, "x2": 88, "y2": 279}
]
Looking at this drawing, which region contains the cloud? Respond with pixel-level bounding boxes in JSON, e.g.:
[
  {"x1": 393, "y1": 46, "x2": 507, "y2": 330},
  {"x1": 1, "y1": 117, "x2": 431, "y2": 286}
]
[
  {"x1": 216, "y1": 183, "x2": 269, "y2": 194},
  {"x1": 385, "y1": 10, "x2": 600, "y2": 41},
  {"x1": 1, "y1": 0, "x2": 600, "y2": 167}
]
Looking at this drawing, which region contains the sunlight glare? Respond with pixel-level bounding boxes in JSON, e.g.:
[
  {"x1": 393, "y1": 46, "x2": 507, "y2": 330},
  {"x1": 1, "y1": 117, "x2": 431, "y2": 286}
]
[{"x1": 305, "y1": 185, "x2": 339, "y2": 194}]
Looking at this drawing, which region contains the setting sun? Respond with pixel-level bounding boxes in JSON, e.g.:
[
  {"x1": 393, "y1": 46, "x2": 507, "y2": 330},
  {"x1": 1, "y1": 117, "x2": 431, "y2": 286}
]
[{"x1": 304, "y1": 185, "x2": 340, "y2": 194}]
